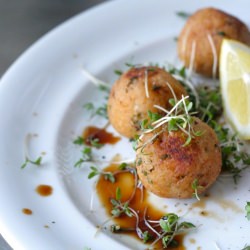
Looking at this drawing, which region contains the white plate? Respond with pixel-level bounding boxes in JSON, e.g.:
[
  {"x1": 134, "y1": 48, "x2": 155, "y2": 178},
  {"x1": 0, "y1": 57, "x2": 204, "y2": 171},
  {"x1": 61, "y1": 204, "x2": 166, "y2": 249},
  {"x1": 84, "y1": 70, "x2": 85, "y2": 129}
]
[{"x1": 0, "y1": 0, "x2": 250, "y2": 249}]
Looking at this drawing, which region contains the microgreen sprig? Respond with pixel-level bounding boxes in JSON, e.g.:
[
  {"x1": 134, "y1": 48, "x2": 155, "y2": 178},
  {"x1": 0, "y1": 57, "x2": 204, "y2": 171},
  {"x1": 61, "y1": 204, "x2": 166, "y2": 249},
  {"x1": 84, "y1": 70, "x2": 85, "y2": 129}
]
[
  {"x1": 137, "y1": 95, "x2": 200, "y2": 151},
  {"x1": 74, "y1": 135, "x2": 104, "y2": 148},
  {"x1": 176, "y1": 11, "x2": 191, "y2": 19},
  {"x1": 211, "y1": 121, "x2": 250, "y2": 183},
  {"x1": 92, "y1": 164, "x2": 195, "y2": 247},
  {"x1": 81, "y1": 67, "x2": 110, "y2": 92},
  {"x1": 88, "y1": 166, "x2": 116, "y2": 183},
  {"x1": 21, "y1": 134, "x2": 43, "y2": 169},
  {"x1": 196, "y1": 86, "x2": 222, "y2": 123},
  {"x1": 110, "y1": 187, "x2": 148, "y2": 241},
  {"x1": 110, "y1": 187, "x2": 134, "y2": 217},
  {"x1": 166, "y1": 64, "x2": 200, "y2": 109},
  {"x1": 191, "y1": 179, "x2": 202, "y2": 201},
  {"x1": 73, "y1": 136, "x2": 84, "y2": 145},
  {"x1": 74, "y1": 147, "x2": 92, "y2": 167},
  {"x1": 242, "y1": 245, "x2": 250, "y2": 250},
  {"x1": 245, "y1": 202, "x2": 250, "y2": 220},
  {"x1": 21, "y1": 156, "x2": 43, "y2": 169},
  {"x1": 147, "y1": 213, "x2": 196, "y2": 248},
  {"x1": 83, "y1": 102, "x2": 108, "y2": 119}
]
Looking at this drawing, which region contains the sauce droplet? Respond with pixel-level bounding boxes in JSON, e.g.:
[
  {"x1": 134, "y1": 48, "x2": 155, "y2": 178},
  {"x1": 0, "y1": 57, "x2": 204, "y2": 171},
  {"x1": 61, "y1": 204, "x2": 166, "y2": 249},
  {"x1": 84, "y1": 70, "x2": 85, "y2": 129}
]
[
  {"x1": 36, "y1": 184, "x2": 53, "y2": 196},
  {"x1": 22, "y1": 208, "x2": 32, "y2": 215},
  {"x1": 83, "y1": 126, "x2": 120, "y2": 146}
]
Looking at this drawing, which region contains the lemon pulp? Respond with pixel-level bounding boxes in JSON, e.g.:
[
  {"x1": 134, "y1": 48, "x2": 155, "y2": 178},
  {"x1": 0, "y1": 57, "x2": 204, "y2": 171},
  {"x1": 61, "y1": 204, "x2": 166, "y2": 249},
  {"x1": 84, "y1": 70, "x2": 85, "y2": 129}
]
[{"x1": 220, "y1": 39, "x2": 250, "y2": 139}]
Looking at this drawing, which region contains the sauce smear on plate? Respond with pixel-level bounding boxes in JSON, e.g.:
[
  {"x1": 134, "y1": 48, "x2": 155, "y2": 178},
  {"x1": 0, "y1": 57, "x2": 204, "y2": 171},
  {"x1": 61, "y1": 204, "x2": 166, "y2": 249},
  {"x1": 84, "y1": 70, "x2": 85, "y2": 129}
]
[
  {"x1": 96, "y1": 164, "x2": 185, "y2": 249},
  {"x1": 83, "y1": 126, "x2": 120, "y2": 146}
]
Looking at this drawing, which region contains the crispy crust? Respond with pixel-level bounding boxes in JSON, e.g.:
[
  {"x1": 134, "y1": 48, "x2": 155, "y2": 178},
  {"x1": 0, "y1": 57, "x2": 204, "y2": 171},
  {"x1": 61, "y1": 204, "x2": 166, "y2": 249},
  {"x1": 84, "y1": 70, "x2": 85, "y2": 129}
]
[
  {"x1": 178, "y1": 7, "x2": 250, "y2": 78},
  {"x1": 136, "y1": 117, "x2": 222, "y2": 198},
  {"x1": 107, "y1": 66, "x2": 186, "y2": 138}
]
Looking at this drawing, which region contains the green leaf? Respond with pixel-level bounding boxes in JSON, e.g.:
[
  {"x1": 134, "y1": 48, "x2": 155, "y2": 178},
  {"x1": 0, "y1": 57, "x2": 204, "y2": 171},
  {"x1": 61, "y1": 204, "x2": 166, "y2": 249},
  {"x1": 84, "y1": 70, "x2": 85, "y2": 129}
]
[
  {"x1": 245, "y1": 202, "x2": 250, "y2": 220},
  {"x1": 74, "y1": 158, "x2": 84, "y2": 168},
  {"x1": 159, "y1": 219, "x2": 170, "y2": 232},
  {"x1": 83, "y1": 102, "x2": 108, "y2": 118},
  {"x1": 114, "y1": 69, "x2": 123, "y2": 76},
  {"x1": 192, "y1": 178, "x2": 201, "y2": 200},
  {"x1": 178, "y1": 221, "x2": 196, "y2": 229},
  {"x1": 168, "y1": 119, "x2": 178, "y2": 131},
  {"x1": 186, "y1": 101, "x2": 193, "y2": 112},
  {"x1": 34, "y1": 156, "x2": 42, "y2": 165},
  {"x1": 124, "y1": 205, "x2": 133, "y2": 217},
  {"x1": 90, "y1": 166, "x2": 98, "y2": 171},
  {"x1": 176, "y1": 11, "x2": 191, "y2": 19},
  {"x1": 191, "y1": 179, "x2": 198, "y2": 189},
  {"x1": 116, "y1": 187, "x2": 121, "y2": 201},
  {"x1": 169, "y1": 98, "x2": 176, "y2": 107},
  {"x1": 125, "y1": 62, "x2": 135, "y2": 68},
  {"x1": 83, "y1": 247, "x2": 91, "y2": 250},
  {"x1": 21, "y1": 159, "x2": 28, "y2": 169},
  {"x1": 110, "y1": 198, "x2": 119, "y2": 206},
  {"x1": 217, "y1": 31, "x2": 226, "y2": 36},
  {"x1": 73, "y1": 136, "x2": 84, "y2": 145},
  {"x1": 183, "y1": 135, "x2": 192, "y2": 147},
  {"x1": 193, "y1": 130, "x2": 203, "y2": 137},
  {"x1": 105, "y1": 173, "x2": 115, "y2": 183},
  {"x1": 242, "y1": 246, "x2": 250, "y2": 250},
  {"x1": 131, "y1": 135, "x2": 140, "y2": 151},
  {"x1": 21, "y1": 155, "x2": 43, "y2": 169},
  {"x1": 140, "y1": 119, "x2": 149, "y2": 130},
  {"x1": 147, "y1": 111, "x2": 161, "y2": 122},
  {"x1": 166, "y1": 213, "x2": 179, "y2": 225},
  {"x1": 88, "y1": 171, "x2": 99, "y2": 179},
  {"x1": 142, "y1": 231, "x2": 152, "y2": 243},
  {"x1": 111, "y1": 208, "x2": 121, "y2": 217},
  {"x1": 83, "y1": 102, "x2": 94, "y2": 111},
  {"x1": 119, "y1": 162, "x2": 128, "y2": 170},
  {"x1": 81, "y1": 147, "x2": 92, "y2": 161},
  {"x1": 95, "y1": 105, "x2": 107, "y2": 118},
  {"x1": 179, "y1": 66, "x2": 186, "y2": 78},
  {"x1": 98, "y1": 85, "x2": 110, "y2": 92},
  {"x1": 162, "y1": 235, "x2": 171, "y2": 248},
  {"x1": 89, "y1": 138, "x2": 104, "y2": 148}
]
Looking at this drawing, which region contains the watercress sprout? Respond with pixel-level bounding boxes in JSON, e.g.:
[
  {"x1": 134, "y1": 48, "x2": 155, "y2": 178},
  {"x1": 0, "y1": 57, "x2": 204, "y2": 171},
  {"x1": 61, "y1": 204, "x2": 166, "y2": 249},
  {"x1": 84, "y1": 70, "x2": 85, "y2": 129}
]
[{"x1": 21, "y1": 156, "x2": 43, "y2": 169}]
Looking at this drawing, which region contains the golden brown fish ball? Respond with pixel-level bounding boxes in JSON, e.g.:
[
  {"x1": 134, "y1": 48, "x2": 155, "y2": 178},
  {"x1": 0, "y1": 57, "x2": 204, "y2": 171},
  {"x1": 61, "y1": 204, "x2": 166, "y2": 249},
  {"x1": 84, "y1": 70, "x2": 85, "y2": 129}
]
[
  {"x1": 136, "y1": 117, "x2": 222, "y2": 199},
  {"x1": 107, "y1": 66, "x2": 187, "y2": 138},
  {"x1": 178, "y1": 7, "x2": 250, "y2": 78}
]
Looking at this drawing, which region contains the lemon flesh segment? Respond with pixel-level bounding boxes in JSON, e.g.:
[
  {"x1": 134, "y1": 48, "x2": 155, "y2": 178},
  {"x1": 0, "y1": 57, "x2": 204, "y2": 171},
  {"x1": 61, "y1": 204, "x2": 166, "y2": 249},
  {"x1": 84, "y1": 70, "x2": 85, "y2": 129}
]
[
  {"x1": 220, "y1": 39, "x2": 250, "y2": 139},
  {"x1": 227, "y1": 78, "x2": 250, "y2": 125}
]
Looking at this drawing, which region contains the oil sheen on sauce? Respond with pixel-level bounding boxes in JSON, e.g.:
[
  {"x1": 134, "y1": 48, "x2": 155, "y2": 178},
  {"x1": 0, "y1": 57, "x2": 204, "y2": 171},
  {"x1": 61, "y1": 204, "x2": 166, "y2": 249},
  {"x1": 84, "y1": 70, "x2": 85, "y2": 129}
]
[
  {"x1": 96, "y1": 164, "x2": 185, "y2": 249},
  {"x1": 82, "y1": 126, "x2": 120, "y2": 145}
]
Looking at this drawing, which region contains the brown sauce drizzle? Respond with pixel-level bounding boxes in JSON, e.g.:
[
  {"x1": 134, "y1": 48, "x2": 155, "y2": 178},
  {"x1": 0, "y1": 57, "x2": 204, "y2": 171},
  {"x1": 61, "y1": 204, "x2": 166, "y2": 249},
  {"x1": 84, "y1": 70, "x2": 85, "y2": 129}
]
[
  {"x1": 36, "y1": 184, "x2": 53, "y2": 196},
  {"x1": 22, "y1": 208, "x2": 32, "y2": 215},
  {"x1": 82, "y1": 126, "x2": 120, "y2": 145},
  {"x1": 96, "y1": 164, "x2": 185, "y2": 249}
]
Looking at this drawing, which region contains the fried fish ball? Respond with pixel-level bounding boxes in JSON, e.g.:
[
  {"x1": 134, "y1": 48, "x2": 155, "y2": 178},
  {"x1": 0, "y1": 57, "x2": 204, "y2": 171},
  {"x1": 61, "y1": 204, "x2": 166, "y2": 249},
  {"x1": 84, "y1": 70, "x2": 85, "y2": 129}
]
[
  {"x1": 136, "y1": 117, "x2": 222, "y2": 198},
  {"x1": 107, "y1": 66, "x2": 186, "y2": 138},
  {"x1": 178, "y1": 7, "x2": 250, "y2": 78}
]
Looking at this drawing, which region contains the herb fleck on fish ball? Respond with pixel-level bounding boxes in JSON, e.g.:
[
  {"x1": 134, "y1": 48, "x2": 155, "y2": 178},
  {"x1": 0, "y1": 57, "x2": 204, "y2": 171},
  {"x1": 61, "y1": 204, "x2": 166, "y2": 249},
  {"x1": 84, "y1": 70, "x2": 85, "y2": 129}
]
[
  {"x1": 107, "y1": 66, "x2": 187, "y2": 138},
  {"x1": 136, "y1": 117, "x2": 222, "y2": 199},
  {"x1": 178, "y1": 7, "x2": 250, "y2": 78}
]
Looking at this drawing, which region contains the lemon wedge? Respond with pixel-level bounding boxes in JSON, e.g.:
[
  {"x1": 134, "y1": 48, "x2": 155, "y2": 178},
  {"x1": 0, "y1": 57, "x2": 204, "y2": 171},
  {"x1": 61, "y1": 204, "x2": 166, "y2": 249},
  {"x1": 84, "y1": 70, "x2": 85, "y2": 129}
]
[{"x1": 220, "y1": 39, "x2": 250, "y2": 139}]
